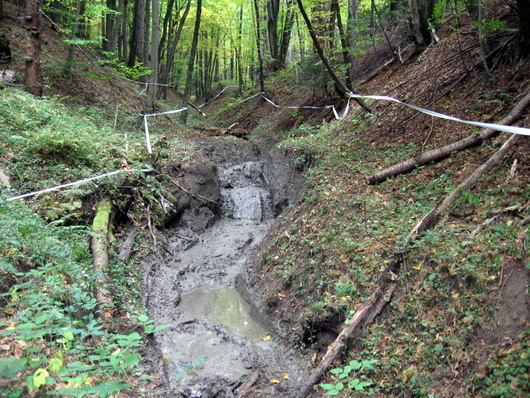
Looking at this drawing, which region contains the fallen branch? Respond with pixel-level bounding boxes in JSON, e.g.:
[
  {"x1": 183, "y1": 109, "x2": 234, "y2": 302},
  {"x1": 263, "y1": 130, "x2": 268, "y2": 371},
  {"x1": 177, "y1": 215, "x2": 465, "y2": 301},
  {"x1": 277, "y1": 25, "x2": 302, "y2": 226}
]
[
  {"x1": 118, "y1": 225, "x2": 142, "y2": 263},
  {"x1": 408, "y1": 133, "x2": 521, "y2": 238},
  {"x1": 91, "y1": 197, "x2": 114, "y2": 322},
  {"x1": 295, "y1": 271, "x2": 397, "y2": 398},
  {"x1": 367, "y1": 91, "x2": 530, "y2": 184}
]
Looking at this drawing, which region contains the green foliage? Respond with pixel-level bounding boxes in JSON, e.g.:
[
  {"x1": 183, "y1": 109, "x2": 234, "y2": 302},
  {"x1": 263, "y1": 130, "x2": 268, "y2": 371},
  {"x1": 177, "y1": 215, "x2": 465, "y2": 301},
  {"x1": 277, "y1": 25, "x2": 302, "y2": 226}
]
[
  {"x1": 100, "y1": 56, "x2": 152, "y2": 80},
  {"x1": 473, "y1": 331, "x2": 530, "y2": 397},
  {"x1": 320, "y1": 359, "x2": 376, "y2": 395},
  {"x1": 0, "y1": 88, "x2": 148, "y2": 198},
  {"x1": 0, "y1": 195, "x2": 157, "y2": 396}
]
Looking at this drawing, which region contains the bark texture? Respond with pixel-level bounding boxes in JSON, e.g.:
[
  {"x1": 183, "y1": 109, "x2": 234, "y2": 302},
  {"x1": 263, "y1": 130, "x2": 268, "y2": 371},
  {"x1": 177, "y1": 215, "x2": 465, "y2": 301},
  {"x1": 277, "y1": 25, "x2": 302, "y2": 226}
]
[
  {"x1": 367, "y1": 91, "x2": 530, "y2": 184},
  {"x1": 91, "y1": 197, "x2": 114, "y2": 321}
]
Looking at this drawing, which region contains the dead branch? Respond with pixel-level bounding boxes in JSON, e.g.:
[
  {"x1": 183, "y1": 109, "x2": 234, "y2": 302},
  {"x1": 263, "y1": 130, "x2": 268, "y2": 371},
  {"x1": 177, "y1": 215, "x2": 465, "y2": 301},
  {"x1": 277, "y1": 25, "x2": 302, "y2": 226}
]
[
  {"x1": 235, "y1": 371, "x2": 260, "y2": 398},
  {"x1": 295, "y1": 273, "x2": 397, "y2": 398},
  {"x1": 408, "y1": 133, "x2": 521, "y2": 238},
  {"x1": 91, "y1": 197, "x2": 114, "y2": 322},
  {"x1": 368, "y1": 91, "x2": 530, "y2": 184},
  {"x1": 118, "y1": 226, "x2": 142, "y2": 263}
]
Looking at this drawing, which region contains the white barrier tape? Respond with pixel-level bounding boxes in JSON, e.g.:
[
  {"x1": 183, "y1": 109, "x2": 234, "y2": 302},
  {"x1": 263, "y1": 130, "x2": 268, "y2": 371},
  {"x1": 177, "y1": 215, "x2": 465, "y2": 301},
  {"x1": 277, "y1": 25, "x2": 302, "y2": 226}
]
[
  {"x1": 140, "y1": 107, "x2": 187, "y2": 117},
  {"x1": 141, "y1": 107, "x2": 188, "y2": 153},
  {"x1": 347, "y1": 93, "x2": 530, "y2": 136},
  {"x1": 143, "y1": 115, "x2": 152, "y2": 154},
  {"x1": 198, "y1": 85, "x2": 234, "y2": 108},
  {"x1": 6, "y1": 169, "x2": 153, "y2": 202}
]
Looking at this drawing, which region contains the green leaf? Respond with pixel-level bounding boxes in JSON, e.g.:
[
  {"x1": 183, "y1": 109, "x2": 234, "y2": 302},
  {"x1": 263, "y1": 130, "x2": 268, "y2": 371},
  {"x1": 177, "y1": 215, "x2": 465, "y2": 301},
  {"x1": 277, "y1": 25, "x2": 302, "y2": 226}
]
[
  {"x1": 87, "y1": 381, "x2": 131, "y2": 397},
  {"x1": 32, "y1": 368, "x2": 49, "y2": 390},
  {"x1": 0, "y1": 357, "x2": 28, "y2": 378},
  {"x1": 49, "y1": 356, "x2": 63, "y2": 373},
  {"x1": 320, "y1": 383, "x2": 336, "y2": 390},
  {"x1": 137, "y1": 315, "x2": 149, "y2": 323}
]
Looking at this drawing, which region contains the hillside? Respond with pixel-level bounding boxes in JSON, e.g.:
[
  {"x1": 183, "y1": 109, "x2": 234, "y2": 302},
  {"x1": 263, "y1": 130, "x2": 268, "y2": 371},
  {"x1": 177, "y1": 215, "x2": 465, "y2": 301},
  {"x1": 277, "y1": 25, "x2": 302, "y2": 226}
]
[{"x1": 1, "y1": 1, "x2": 530, "y2": 397}]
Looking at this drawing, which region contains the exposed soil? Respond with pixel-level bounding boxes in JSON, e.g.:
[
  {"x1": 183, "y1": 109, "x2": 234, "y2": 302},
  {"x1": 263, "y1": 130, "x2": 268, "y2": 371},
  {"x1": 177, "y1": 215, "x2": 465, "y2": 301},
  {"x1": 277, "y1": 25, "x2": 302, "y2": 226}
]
[{"x1": 139, "y1": 136, "x2": 312, "y2": 397}]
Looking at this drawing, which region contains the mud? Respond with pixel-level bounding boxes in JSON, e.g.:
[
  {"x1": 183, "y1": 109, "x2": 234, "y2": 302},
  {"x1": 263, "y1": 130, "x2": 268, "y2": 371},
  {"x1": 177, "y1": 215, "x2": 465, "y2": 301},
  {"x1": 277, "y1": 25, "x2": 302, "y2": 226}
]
[{"x1": 141, "y1": 138, "x2": 311, "y2": 397}]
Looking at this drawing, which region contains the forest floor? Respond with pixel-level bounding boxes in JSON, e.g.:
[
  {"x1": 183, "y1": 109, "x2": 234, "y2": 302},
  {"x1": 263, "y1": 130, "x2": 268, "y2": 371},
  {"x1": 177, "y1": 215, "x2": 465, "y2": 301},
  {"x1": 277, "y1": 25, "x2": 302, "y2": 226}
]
[{"x1": 1, "y1": 2, "x2": 530, "y2": 397}]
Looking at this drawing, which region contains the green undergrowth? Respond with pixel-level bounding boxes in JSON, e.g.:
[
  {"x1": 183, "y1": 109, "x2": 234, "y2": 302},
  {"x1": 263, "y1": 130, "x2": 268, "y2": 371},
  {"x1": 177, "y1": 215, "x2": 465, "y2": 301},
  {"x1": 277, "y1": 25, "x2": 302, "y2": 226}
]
[
  {"x1": 0, "y1": 88, "x2": 189, "y2": 395},
  {"x1": 0, "y1": 195, "x2": 163, "y2": 396},
  {"x1": 265, "y1": 118, "x2": 530, "y2": 396}
]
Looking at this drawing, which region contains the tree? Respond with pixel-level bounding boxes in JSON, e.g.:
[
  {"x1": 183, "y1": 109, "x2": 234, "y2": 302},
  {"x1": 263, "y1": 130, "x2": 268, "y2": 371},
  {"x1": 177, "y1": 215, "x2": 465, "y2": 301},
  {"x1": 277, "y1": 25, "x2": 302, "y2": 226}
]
[
  {"x1": 64, "y1": 0, "x2": 86, "y2": 75},
  {"x1": 25, "y1": 0, "x2": 43, "y2": 96},
  {"x1": 128, "y1": 0, "x2": 146, "y2": 67},
  {"x1": 158, "y1": 0, "x2": 192, "y2": 99},
  {"x1": 516, "y1": 0, "x2": 530, "y2": 57},
  {"x1": 253, "y1": 0, "x2": 265, "y2": 92},
  {"x1": 147, "y1": 0, "x2": 160, "y2": 110},
  {"x1": 180, "y1": 0, "x2": 202, "y2": 123}
]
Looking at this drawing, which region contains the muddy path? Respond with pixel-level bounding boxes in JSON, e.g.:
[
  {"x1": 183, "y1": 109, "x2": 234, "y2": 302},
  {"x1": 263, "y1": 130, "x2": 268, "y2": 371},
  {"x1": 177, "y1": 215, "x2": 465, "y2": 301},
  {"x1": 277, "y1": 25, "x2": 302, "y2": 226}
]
[{"x1": 141, "y1": 139, "x2": 312, "y2": 397}]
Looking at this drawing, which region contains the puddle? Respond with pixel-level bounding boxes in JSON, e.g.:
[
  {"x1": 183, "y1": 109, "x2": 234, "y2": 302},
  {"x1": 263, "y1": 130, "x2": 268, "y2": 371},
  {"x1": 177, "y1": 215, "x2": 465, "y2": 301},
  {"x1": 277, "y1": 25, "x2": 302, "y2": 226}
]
[{"x1": 142, "y1": 160, "x2": 310, "y2": 397}]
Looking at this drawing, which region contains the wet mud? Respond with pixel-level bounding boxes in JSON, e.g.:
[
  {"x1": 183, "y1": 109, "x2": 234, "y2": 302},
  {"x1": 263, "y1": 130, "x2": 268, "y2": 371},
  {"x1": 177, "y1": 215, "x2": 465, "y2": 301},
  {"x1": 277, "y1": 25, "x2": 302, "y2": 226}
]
[{"x1": 141, "y1": 140, "x2": 311, "y2": 397}]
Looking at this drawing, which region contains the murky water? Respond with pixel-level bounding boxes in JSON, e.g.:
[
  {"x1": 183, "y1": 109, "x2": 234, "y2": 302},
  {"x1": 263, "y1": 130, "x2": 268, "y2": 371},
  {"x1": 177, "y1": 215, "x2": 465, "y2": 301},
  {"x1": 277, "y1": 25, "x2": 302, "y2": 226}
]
[{"x1": 143, "y1": 161, "x2": 310, "y2": 397}]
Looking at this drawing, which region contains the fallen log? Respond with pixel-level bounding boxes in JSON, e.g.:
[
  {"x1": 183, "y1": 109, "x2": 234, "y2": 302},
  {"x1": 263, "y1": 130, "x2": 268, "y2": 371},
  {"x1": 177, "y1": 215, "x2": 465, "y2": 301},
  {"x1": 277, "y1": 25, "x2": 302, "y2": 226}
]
[
  {"x1": 295, "y1": 271, "x2": 397, "y2": 398},
  {"x1": 367, "y1": 91, "x2": 530, "y2": 184},
  {"x1": 91, "y1": 197, "x2": 114, "y2": 322},
  {"x1": 408, "y1": 133, "x2": 521, "y2": 238}
]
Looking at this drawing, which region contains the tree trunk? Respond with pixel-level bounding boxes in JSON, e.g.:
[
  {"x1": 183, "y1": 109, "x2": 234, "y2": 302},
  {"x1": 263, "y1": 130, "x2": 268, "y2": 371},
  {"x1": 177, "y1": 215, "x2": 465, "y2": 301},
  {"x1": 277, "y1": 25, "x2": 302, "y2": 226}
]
[
  {"x1": 266, "y1": 0, "x2": 280, "y2": 63},
  {"x1": 236, "y1": 5, "x2": 244, "y2": 93},
  {"x1": 278, "y1": 0, "x2": 295, "y2": 65},
  {"x1": 180, "y1": 0, "x2": 202, "y2": 123},
  {"x1": 516, "y1": 0, "x2": 530, "y2": 58},
  {"x1": 332, "y1": 0, "x2": 353, "y2": 90},
  {"x1": 367, "y1": 91, "x2": 530, "y2": 184},
  {"x1": 146, "y1": 0, "x2": 160, "y2": 111},
  {"x1": 128, "y1": 0, "x2": 145, "y2": 67},
  {"x1": 409, "y1": 133, "x2": 522, "y2": 238},
  {"x1": 158, "y1": 0, "x2": 191, "y2": 99},
  {"x1": 253, "y1": 0, "x2": 265, "y2": 92},
  {"x1": 64, "y1": 0, "x2": 85, "y2": 76},
  {"x1": 91, "y1": 197, "x2": 114, "y2": 322},
  {"x1": 25, "y1": 0, "x2": 43, "y2": 96},
  {"x1": 295, "y1": 0, "x2": 371, "y2": 112}
]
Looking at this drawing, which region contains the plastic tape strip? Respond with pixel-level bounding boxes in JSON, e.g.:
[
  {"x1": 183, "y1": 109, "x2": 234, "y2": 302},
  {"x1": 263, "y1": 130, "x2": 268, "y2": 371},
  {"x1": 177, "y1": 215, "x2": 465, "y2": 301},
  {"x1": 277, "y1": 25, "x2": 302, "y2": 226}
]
[
  {"x1": 6, "y1": 169, "x2": 153, "y2": 201},
  {"x1": 348, "y1": 93, "x2": 530, "y2": 136}
]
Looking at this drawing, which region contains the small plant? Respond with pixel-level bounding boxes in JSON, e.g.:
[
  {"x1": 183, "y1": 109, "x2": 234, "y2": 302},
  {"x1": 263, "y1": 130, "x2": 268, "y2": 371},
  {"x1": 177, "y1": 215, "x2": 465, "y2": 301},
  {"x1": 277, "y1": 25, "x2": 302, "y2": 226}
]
[{"x1": 320, "y1": 359, "x2": 377, "y2": 395}]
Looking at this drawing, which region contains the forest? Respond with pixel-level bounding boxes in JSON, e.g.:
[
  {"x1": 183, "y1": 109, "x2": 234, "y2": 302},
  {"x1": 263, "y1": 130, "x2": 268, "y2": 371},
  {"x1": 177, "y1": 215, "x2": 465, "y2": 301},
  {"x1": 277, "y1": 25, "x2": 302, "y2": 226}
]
[{"x1": 1, "y1": 0, "x2": 530, "y2": 397}]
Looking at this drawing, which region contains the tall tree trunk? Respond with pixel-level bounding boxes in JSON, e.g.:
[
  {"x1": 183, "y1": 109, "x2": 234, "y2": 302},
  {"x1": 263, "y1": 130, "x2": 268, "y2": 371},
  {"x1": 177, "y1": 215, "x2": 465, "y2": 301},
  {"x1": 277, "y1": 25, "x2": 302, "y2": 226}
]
[
  {"x1": 180, "y1": 0, "x2": 202, "y2": 123},
  {"x1": 158, "y1": 0, "x2": 175, "y2": 62},
  {"x1": 266, "y1": 0, "x2": 280, "y2": 64},
  {"x1": 253, "y1": 0, "x2": 265, "y2": 92},
  {"x1": 516, "y1": 0, "x2": 530, "y2": 58},
  {"x1": 103, "y1": 0, "x2": 117, "y2": 52},
  {"x1": 142, "y1": 0, "x2": 151, "y2": 80},
  {"x1": 64, "y1": 0, "x2": 85, "y2": 75},
  {"x1": 278, "y1": 0, "x2": 295, "y2": 65},
  {"x1": 236, "y1": 5, "x2": 244, "y2": 93},
  {"x1": 25, "y1": 0, "x2": 43, "y2": 96},
  {"x1": 296, "y1": 0, "x2": 371, "y2": 111},
  {"x1": 158, "y1": 0, "x2": 192, "y2": 99},
  {"x1": 146, "y1": 0, "x2": 159, "y2": 110},
  {"x1": 128, "y1": 0, "x2": 145, "y2": 67},
  {"x1": 332, "y1": 0, "x2": 353, "y2": 90}
]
